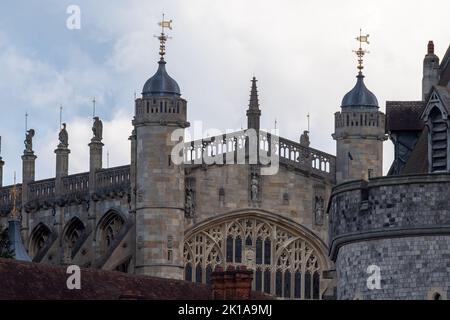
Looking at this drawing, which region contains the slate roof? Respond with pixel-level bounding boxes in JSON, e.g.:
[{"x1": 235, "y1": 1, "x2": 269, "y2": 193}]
[
  {"x1": 439, "y1": 45, "x2": 450, "y2": 86},
  {"x1": 385, "y1": 101, "x2": 425, "y2": 132},
  {"x1": 434, "y1": 86, "x2": 450, "y2": 112},
  {"x1": 402, "y1": 126, "x2": 429, "y2": 175},
  {"x1": 142, "y1": 60, "x2": 181, "y2": 97},
  {"x1": 341, "y1": 73, "x2": 379, "y2": 108}
]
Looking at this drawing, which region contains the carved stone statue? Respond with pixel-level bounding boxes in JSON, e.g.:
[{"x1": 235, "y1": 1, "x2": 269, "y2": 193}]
[
  {"x1": 58, "y1": 123, "x2": 69, "y2": 148},
  {"x1": 300, "y1": 130, "x2": 310, "y2": 147},
  {"x1": 250, "y1": 174, "x2": 259, "y2": 201},
  {"x1": 24, "y1": 129, "x2": 35, "y2": 153},
  {"x1": 185, "y1": 189, "x2": 195, "y2": 218},
  {"x1": 314, "y1": 196, "x2": 324, "y2": 226},
  {"x1": 92, "y1": 117, "x2": 103, "y2": 141}
]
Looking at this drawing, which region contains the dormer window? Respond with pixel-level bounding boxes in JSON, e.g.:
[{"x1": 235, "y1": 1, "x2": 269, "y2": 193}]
[{"x1": 429, "y1": 107, "x2": 448, "y2": 172}]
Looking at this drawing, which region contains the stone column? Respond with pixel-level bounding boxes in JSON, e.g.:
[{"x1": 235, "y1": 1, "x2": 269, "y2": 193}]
[
  {"x1": 55, "y1": 147, "x2": 70, "y2": 193},
  {"x1": 21, "y1": 150, "x2": 37, "y2": 236},
  {"x1": 0, "y1": 157, "x2": 4, "y2": 187},
  {"x1": 88, "y1": 139, "x2": 103, "y2": 192}
]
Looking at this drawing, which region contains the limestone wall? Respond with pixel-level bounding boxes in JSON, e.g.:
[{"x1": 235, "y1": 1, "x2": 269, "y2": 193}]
[{"x1": 186, "y1": 163, "x2": 333, "y2": 244}]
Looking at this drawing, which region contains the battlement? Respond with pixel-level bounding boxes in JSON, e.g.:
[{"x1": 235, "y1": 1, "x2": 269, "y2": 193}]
[
  {"x1": 133, "y1": 96, "x2": 188, "y2": 127},
  {"x1": 328, "y1": 172, "x2": 450, "y2": 260},
  {"x1": 334, "y1": 109, "x2": 385, "y2": 138}
]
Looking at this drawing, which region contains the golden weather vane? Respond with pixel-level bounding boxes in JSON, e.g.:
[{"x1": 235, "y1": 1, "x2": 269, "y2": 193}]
[
  {"x1": 155, "y1": 14, "x2": 173, "y2": 61},
  {"x1": 353, "y1": 29, "x2": 370, "y2": 72}
]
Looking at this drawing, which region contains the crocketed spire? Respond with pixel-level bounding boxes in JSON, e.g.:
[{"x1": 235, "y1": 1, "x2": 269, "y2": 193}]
[{"x1": 246, "y1": 76, "x2": 261, "y2": 131}]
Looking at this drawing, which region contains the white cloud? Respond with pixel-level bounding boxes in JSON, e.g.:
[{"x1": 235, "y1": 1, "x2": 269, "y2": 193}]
[{"x1": 1, "y1": 0, "x2": 449, "y2": 185}]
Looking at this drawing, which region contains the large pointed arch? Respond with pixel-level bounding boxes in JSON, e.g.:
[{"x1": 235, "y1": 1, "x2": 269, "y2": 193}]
[
  {"x1": 95, "y1": 209, "x2": 126, "y2": 256},
  {"x1": 184, "y1": 209, "x2": 332, "y2": 299},
  {"x1": 61, "y1": 217, "x2": 86, "y2": 260},
  {"x1": 28, "y1": 222, "x2": 55, "y2": 261}
]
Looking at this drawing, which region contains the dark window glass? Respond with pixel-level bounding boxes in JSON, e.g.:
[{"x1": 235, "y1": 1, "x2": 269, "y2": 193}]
[
  {"x1": 206, "y1": 265, "x2": 213, "y2": 285},
  {"x1": 226, "y1": 236, "x2": 233, "y2": 262},
  {"x1": 255, "y1": 269, "x2": 262, "y2": 291},
  {"x1": 245, "y1": 236, "x2": 252, "y2": 246},
  {"x1": 185, "y1": 264, "x2": 192, "y2": 282},
  {"x1": 256, "y1": 238, "x2": 263, "y2": 264},
  {"x1": 284, "y1": 271, "x2": 291, "y2": 298},
  {"x1": 235, "y1": 236, "x2": 242, "y2": 263},
  {"x1": 195, "y1": 265, "x2": 202, "y2": 283},
  {"x1": 264, "y1": 239, "x2": 271, "y2": 265},
  {"x1": 276, "y1": 270, "x2": 283, "y2": 297},
  {"x1": 264, "y1": 269, "x2": 271, "y2": 294},
  {"x1": 313, "y1": 271, "x2": 320, "y2": 299},
  {"x1": 305, "y1": 272, "x2": 311, "y2": 299},
  {"x1": 294, "y1": 271, "x2": 301, "y2": 299}
]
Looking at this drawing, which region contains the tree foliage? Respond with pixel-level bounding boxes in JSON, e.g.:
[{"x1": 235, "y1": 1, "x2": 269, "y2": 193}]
[{"x1": 0, "y1": 225, "x2": 14, "y2": 259}]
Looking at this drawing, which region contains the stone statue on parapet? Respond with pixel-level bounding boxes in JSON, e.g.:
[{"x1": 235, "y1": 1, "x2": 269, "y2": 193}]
[
  {"x1": 24, "y1": 129, "x2": 35, "y2": 153},
  {"x1": 92, "y1": 117, "x2": 103, "y2": 141},
  {"x1": 300, "y1": 130, "x2": 310, "y2": 147},
  {"x1": 58, "y1": 123, "x2": 69, "y2": 148}
]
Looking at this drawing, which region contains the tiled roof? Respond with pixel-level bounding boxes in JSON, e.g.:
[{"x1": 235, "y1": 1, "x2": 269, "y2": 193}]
[
  {"x1": 385, "y1": 101, "x2": 425, "y2": 132},
  {"x1": 0, "y1": 258, "x2": 272, "y2": 300}
]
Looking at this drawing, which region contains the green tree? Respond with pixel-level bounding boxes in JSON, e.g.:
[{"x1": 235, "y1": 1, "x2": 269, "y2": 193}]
[{"x1": 0, "y1": 225, "x2": 14, "y2": 259}]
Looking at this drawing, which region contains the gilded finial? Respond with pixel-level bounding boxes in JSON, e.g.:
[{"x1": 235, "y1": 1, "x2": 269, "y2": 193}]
[
  {"x1": 10, "y1": 172, "x2": 19, "y2": 219},
  {"x1": 155, "y1": 14, "x2": 173, "y2": 61},
  {"x1": 353, "y1": 29, "x2": 370, "y2": 73}
]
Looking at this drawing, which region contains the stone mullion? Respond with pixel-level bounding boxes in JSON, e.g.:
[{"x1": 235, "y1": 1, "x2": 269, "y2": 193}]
[{"x1": 301, "y1": 240, "x2": 306, "y2": 300}]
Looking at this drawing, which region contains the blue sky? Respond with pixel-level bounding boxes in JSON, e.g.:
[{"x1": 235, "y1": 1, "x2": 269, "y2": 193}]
[{"x1": 0, "y1": 0, "x2": 449, "y2": 185}]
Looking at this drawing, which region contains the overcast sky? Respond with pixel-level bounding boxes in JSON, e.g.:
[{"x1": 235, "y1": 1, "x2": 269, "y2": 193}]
[{"x1": 0, "y1": 0, "x2": 449, "y2": 185}]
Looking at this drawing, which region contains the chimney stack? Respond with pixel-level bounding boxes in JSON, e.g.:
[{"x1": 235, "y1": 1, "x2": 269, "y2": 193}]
[{"x1": 211, "y1": 265, "x2": 254, "y2": 300}]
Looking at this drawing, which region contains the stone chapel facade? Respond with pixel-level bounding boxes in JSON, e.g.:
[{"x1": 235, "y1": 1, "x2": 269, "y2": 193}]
[{"x1": 1, "y1": 26, "x2": 449, "y2": 299}]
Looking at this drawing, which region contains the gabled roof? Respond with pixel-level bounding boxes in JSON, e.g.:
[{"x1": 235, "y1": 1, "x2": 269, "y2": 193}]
[
  {"x1": 385, "y1": 101, "x2": 425, "y2": 132},
  {"x1": 421, "y1": 85, "x2": 450, "y2": 120}
]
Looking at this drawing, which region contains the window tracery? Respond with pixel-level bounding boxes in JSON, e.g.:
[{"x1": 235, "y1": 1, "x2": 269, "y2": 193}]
[{"x1": 184, "y1": 215, "x2": 324, "y2": 299}]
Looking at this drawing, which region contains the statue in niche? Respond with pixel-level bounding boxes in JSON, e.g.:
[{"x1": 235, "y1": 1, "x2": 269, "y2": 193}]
[
  {"x1": 219, "y1": 187, "x2": 225, "y2": 207},
  {"x1": 185, "y1": 188, "x2": 195, "y2": 218},
  {"x1": 58, "y1": 123, "x2": 69, "y2": 148},
  {"x1": 24, "y1": 129, "x2": 35, "y2": 153},
  {"x1": 92, "y1": 117, "x2": 103, "y2": 141},
  {"x1": 250, "y1": 173, "x2": 259, "y2": 202},
  {"x1": 300, "y1": 130, "x2": 310, "y2": 147},
  {"x1": 314, "y1": 195, "x2": 324, "y2": 226}
]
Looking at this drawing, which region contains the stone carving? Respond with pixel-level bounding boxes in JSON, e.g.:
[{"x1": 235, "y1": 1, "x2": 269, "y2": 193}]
[
  {"x1": 24, "y1": 129, "x2": 35, "y2": 153},
  {"x1": 300, "y1": 130, "x2": 310, "y2": 147},
  {"x1": 92, "y1": 117, "x2": 103, "y2": 141},
  {"x1": 244, "y1": 247, "x2": 256, "y2": 269},
  {"x1": 185, "y1": 188, "x2": 195, "y2": 218},
  {"x1": 250, "y1": 173, "x2": 259, "y2": 202},
  {"x1": 219, "y1": 187, "x2": 225, "y2": 207},
  {"x1": 58, "y1": 123, "x2": 68, "y2": 148},
  {"x1": 314, "y1": 195, "x2": 324, "y2": 226}
]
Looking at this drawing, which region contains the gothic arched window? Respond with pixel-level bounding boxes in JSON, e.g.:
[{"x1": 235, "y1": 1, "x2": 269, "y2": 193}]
[
  {"x1": 97, "y1": 211, "x2": 125, "y2": 255},
  {"x1": 184, "y1": 215, "x2": 326, "y2": 299},
  {"x1": 62, "y1": 217, "x2": 85, "y2": 261},
  {"x1": 29, "y1": 223, "x2": 52, "y2": 259}
]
